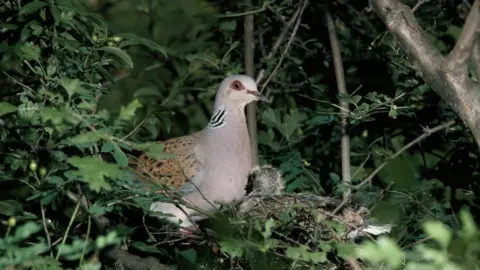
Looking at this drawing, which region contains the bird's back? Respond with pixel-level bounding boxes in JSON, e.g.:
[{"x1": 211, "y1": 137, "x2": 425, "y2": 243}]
[{"x1": 133, "y1": 131, "x2": 205, "y2": 189}]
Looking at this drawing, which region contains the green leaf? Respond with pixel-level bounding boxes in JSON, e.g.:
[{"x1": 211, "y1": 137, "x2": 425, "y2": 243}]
[
  {"x1": 306, "y1": 115, "x2": 334, "y2": 126},
  {"x1": 336, "y1": 242, "x2": 356, "y2": 259},
  {"x1": 68, "y1": 156, "x2": 121, "y2": 192},
  {"x1": 131, "y1": 241, "x2": 163, "y2": 254},
  {"x1": 88, "y1": 203, "x2": 110, "y2": 216},
  {"x1": 180, "y1": 249, "x2": 197, "y2": 264},
  {"x1": 258, "y1": 129, "x2": 275, "y2": 146},
  {"x1": 19, "y1": 42, "x2": 41, "y2": 61},
  {"x1": 459, "y1": 209, "x2": 477, "y2": 238},
  {"x1": 0, "y1": 102, "x2": 17, "y2": 117},
  {"x1": 40, "y1": 107, "x2": 64, "y2": 124},
  {"x1": 13, "y1": 221, "x2": 42, "y2": 240},
  {"x1": 219, "y1": 21, "x2": 237, "y2": 31},
  {"x1": 0, "y1": 23, "x2": 18, "y2": 30},
  {"x1": 58, "y1": 77, "x2": 87, "y2": 98},
  {"x1": 118, "y1": 99, "x2": 142, "y2": 121},
  {"x1": 285, "y1": 245, "x2": 308, "y2": 260},
  {"x1": 218, "y1": 240, "x2": 244, "y2": 258},
  {"x1": 97, "y1": 46, "x2": 134, "y2": 69},
  {"x1": 113, "y1": 144, "x2": 128, "y2": 167},
  {"x1": 95, "y1": 231, "x2": 120, "y2": 249},
  {"x1": 101, "y1": 141, "x2": 115, "y2": 152},
  {"x1": 47, "y1": 176, "x2": 64, "y2": 185},
  {"x1": 0, "y1": 200, "x2": 24, "y2": 216},
  {"x1": 261, "y1": 108, "x2": 280, "y2": 128},
  {"x1": 357, "y1": 237, "x2": 403, "y2": 268},
  {"x1": 307, "y1": 251, "x2": 327, "y2": 263},
  {"x1": 134, "y1": 87, "x2": 162, "y2": 98},
  {"x1": 376, "y1": 237, "x2": 404, "y2": 268},
  {"x1": 279, "y1": 110, "x2": 307, "y2": 139},
  {"x1": 68, "y1": 131, "x2": 102, "y2": 144},
  {"x1": 19, "y1": 1, "x2": 48, "y2": 16},
  {"x1": 423, "y1": 220, "x2": 452, "y2": 248},
  {"x1": 114, "y1": 33, "x2": 167, "y2": 57},
  {"x1": 40, "y1": 191, "x2": 57, "y2": 205},
  {"x1": 145, "y1": 143, "x2": 175, "y2": 161},
  {"x1": 259, "y1": 219, "x2": 276, "y2": 239}
]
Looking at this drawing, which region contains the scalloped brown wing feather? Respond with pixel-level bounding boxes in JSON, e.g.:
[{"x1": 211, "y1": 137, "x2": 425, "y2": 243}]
[{"x1": 133, "y1": 131, "x2": 204, "y2": 189}]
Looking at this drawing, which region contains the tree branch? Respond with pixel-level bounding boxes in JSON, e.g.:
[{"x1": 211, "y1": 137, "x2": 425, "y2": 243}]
[
  {"x1": 325, "y1": 8, "x2": 351, "y2": 200},
  {"x1": 471, "y1": 35, "x2": 480, "y2": 81},
  {"x1": 444, "y1": 0, "x2": 480, "y2": 71},
  {"x1": 370, "y1": 0, "x2": 480, "y2": 148}
]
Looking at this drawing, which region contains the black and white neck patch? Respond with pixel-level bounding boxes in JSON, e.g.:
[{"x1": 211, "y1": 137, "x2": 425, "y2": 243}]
[{"x1": 208, "y1": 106, "x2": 227, "y2": 128}]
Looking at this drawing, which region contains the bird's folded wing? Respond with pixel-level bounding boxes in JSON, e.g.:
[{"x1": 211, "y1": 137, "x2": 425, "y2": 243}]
[{"x1": 133, "y1": 131, "x2": 205, "y2": 190}]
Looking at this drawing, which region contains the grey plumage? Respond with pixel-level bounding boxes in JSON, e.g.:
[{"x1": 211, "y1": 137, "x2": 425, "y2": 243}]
[{"x1": 149, "y1": 75, "x2": 268, "y2": 229}]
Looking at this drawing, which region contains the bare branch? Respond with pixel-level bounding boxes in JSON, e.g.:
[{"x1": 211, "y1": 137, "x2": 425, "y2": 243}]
[
  {"x1": 325, "y1": 9, "x2": 351, "y2": 200},
  {"x1": 444, "y1": 0, "x2": 480, "y2": 71},
  {"x1": 40, "y1": 204, "x2": 53, "y2": 256},
  {"x1": 255, "y1": 1, "x2": 304, "y2": 85},
  {"x1": 262, "y1": 0, "x2": 309, "y2": 95},
  {"x1": 244, "y1": 0, "x2": 258, "y2": 166},
  {"x1": 66, "y1": 190, "x2": 110, "y2": 233},
  {"x1": 332, "y1": 120, "x2": 456, "y2": 215},
  {"x1": 411, "y1": 0, "x2": 431, "y2": 13}
]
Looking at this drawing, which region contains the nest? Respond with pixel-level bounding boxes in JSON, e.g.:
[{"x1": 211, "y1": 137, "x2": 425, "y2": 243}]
[{"x1": 237, "y1": 193, "x2": 383, "y2": 242}]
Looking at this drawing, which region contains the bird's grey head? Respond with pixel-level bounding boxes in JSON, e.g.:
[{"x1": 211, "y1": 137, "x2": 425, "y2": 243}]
[{"x1": 215, "y1": 74, "x2": 268, "y2": 108}]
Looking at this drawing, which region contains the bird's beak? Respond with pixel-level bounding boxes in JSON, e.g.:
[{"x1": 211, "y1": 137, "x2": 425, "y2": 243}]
[{"x1": 247, "y1": 90, "x2": 269, "y2": 103}]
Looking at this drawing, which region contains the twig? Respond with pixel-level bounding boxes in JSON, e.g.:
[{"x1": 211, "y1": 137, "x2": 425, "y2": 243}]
[
  {"x1": 56, "y1": 198, "x2": 82, "y2": 260},
  {"x1": 3, "y1": 71, "x2": 34, "y2": 92},
  {"x1": 78, "y1": 216, "x2": 92, "y2": 267},
  {"x1": 215, "y1": 3, "x2": 269, "y2": 18},
  {"x1": 66, "y1": 190, "x2": 110, "y2": 233},
  {"x1": 102, "y1": 63, "x2": 163, "y2": 88},
  {"x1": 255, "y1": 1, "x2": 304, "y2": 86},
  {"x1": 326, "y1": 8, "x2": 351, "y2": 200},
  {"x1": 411, "y1": 0, "x2": 430, "y2": 13},
  {"x1": 266, "y1": 5, "x2": 287, "y2": 24},
  {"x1": 40, "y1": 204, "x2": 53, "y2": 256},
  {"x1": 331, "y1": 120, "x2": 455, "y2": 215},
  {"x1": 262, "y1": 0, "x2": 308, "y2": 96},
  {"x1": 402, "y1": 236, "x2": 432, "y2": 249}
]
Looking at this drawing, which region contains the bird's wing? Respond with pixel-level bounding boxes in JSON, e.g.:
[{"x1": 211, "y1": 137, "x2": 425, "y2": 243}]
[{"x1": 133, "y1": 131, "x2": 205, "y2": 191}]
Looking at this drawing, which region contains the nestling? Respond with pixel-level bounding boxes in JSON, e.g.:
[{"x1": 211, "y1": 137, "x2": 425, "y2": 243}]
[
  {"x1": 240, "y1": 164, "x2": 284, "y2": 213},
  {"x1": 246, "y1": 164, "x2": 284, "y2": 196}
]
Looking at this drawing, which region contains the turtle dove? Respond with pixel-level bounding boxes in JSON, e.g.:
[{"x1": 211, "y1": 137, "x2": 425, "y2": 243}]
[{"x1": 134, "y1": 75, "x2": 268, "y2": 229}]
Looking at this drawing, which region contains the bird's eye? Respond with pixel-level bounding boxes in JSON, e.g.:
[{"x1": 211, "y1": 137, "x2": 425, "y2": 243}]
[{"x1": 230, "y1": 80, "x2": 244, "y2": 91}]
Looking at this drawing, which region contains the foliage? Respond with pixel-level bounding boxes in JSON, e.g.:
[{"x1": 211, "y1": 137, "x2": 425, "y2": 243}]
[
  {"x1": 1, "y1": 0, "x2": 480, "y2": 269},
  {"x1": 0, "y1": 0, "x2": 168, "y2": 268}
]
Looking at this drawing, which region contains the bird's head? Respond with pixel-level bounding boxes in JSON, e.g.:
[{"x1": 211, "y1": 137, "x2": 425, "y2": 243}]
[{"x1": 215, "y1": 74, "x2": 269, "y2": 107}]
